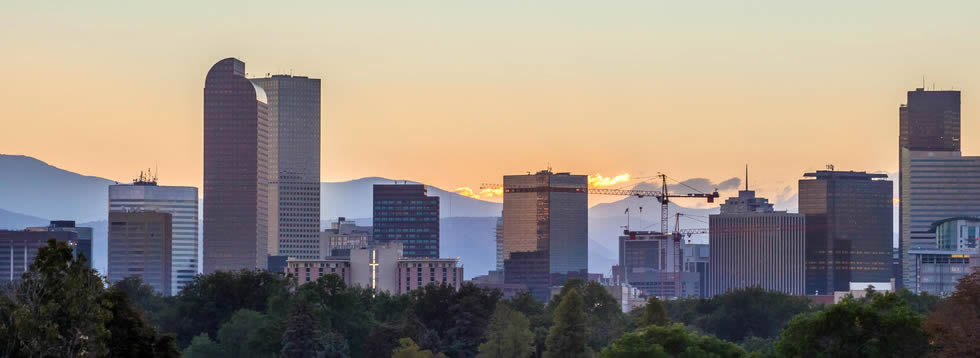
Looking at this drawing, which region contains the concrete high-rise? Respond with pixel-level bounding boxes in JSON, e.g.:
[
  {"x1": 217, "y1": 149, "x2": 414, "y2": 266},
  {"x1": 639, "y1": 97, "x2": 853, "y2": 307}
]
[
  {"x1": 203, "y1": 58, "x2": 271, "y2": 272},
  {"x1": 108, "y1": 211, "x2": 173, "y2": 295},
  {"x1": 502, "y1": 170, "x2": 588, "y2": 276},
  {"x1": 109, "y1": 178, "x2": 198, "y2": 295},
  {"x1": 372, "y1": 184, "x2": 440, "y2": 258},
  {"x1": 897, "y1": 88, "x2": 980, "y2": 288},
  {"x1": 249, "y1": 75, "x2": 321, "y2": 259},
  {"x1": 709, "y1": 190, "x2": 806, "y2": 296},
  {"x1": 800, "y1": 170, "x2": 892, "y2": 294}
]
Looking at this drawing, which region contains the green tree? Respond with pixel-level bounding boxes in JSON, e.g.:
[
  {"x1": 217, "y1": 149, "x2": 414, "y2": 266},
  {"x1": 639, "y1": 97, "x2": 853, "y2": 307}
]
[
  {"x1": 544, "y1": 289, "x2": 592, "y2": 358},
  {"x1": 295, "y1": 274, "x2": 375, "y2": 356},
  {"x1": 173, "y1": 269, "x2": 290, "y2": 347},
  {"x1": 183, "y1": 333, "x2": 225, "y2": 358},
  {"x1": 322, "y1": 331, "x2": 351, "y2": 358},
  {"x1": 776, "y1": 293, "x2": 930, "y2": 357},
  {"x1": 103, "y1": 287, "x2": 179, "y2": 358},
  {"x1": 639, "y1": 297, "x2": 670, "y2": 327},
  {"x1": 926, "y1": 269, "x2": 980, "y2": 357},
  {"x1": 601, "y1": 323, "x2": 748, "y2": 358},
  {"x1": 217, "y1": 309, "x2": 269, "y2": 358},
  {"x1": 110, "y1": 276, "x2": 177, "y2": 331},
  {"x1": 392, "y1": 337, "x2": 449, "y2": 358},
  {"x1": 281, "y1": 297, "x2": 326, "y2": 358},
  {"x1": 4, "y1": 239, "x2": 110, "y2": 357},
  {"x1": 664, "y1": 286, "x2": 813, "y2": 342},
  {"x1": 548, "y1": 279, "x2": 628, "y2": 351},
  {"x1": 477, "y1": 304, "x2": 534, "y2": 358}
]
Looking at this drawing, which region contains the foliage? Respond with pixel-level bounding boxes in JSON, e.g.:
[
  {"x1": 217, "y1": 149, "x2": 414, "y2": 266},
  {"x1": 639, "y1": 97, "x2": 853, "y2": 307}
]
[
  {"x1": 322, "y1": 331, "x2": 351, "y2": 358},
  {"x1": 183, "y1": 333, "x2": 225, "y2": 358},
  {"x1": 477, "y1": 304, "x2": 535, "y2": 358},
  {"x1": 173, "y1": 269, "x2": 291, "y2": 347},
  {"x1": 544, "y1": 289, "x2": 593, "y2": 358},
  {"x1": 408, "y1": 282, "x2": 502, "y2": 357},
  {"x1": 547, "y1": 279, "x2": 627, "y2": 351},
  {"x1": 111, "y1": 276, "x2": 176, "y2": 330},
  {"x1": 893, "y1": 288, "x2": 940, "y2": 315},
  {"x1": 281, "y1": 297, "x2": 327, "y2": 358},
  {"x1": 0, "y1": 239, "x2": 111, "y2": 357},
  {"x1": 926, "y1": 269, "x2": 980, "y2": 357},
  {"x1": 392, "y1": 337, "x2": 449, "y2": 358},
  {"x1": 739, "y1": 336, "x2": 777, "y2": 357},
  {"x1": 600, "y1": 323, "x2": 747, "y2": 358},
  {"x1": 664, "y1": 286, "x2": 814, "y2": 342},
  {"x1": 775, "y1": 292, "x2": 931, "y2": 357},
  {"x1": 103, "y1": 287, "x2": 180, "y2": 358},
  {"x1": 639, "y1": 297, "x2": 670, "y2": 327}
]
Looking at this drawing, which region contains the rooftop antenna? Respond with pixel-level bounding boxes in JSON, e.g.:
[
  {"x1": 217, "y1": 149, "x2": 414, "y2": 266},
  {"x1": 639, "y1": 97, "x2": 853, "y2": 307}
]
[
  {"x1": 826, "y1": 164, "x2": 835, "y2": 171},
  {"x1": 745, "y1": 164, "x2": 749, "y2": 191},
  {"x1": 922, "y1": 75, "x2": 925, "y2": 89}
]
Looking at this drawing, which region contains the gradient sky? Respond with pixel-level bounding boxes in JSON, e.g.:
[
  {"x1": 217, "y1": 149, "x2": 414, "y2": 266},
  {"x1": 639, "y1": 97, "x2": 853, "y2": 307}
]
[{"x1": 2, "y1": 1, "x2": 979, "y2": 205}]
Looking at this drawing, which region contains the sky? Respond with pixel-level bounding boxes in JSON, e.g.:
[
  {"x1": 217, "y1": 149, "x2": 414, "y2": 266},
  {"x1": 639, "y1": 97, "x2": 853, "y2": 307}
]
[{"x1": 2, "y1": 1, "x2": 980, "y2": 206}]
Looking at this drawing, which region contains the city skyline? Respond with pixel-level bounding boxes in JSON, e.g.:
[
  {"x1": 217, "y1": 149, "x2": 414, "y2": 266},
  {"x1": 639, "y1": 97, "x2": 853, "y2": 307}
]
[{"x1": 4, "y1": 2, "x2": 980, "y2": 205}]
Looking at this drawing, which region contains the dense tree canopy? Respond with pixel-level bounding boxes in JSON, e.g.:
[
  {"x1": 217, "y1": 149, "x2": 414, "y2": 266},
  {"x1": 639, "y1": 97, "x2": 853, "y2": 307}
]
[
  {"x1": 601, "y1": 323, "x2": 747, "y2": 358},
  {"x1": 664, "y1": 286, "x2": 814, "y2": 342},
  {"x1": 926, "y1": 270, "x2": 980, "y2": 357},
  {"x1": 776, "y1": 292, "x2": 931, "y2": 357},
  {"x1": 545, "y1": 289, "x2": 593, "y2": 358},
  {"x1": 477, "y1": 304, "x2": 534, "y2": 358}
]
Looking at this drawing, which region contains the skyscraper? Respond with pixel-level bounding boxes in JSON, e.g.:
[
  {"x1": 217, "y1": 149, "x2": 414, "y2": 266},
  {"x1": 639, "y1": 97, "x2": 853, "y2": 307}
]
[
  {"x1": 108, "y1": 211, "x2": 173, "y2": 295},
  {"x1": 109, "y1": 177, "x2": 198, "y2": 295},
  {"x1": 898, "y1": 88, "x2": 980, "y2": 288},
  {"x1": 249, "y1": 75, "x2": 321, "y2": 259},
  {"x1": 501, "y1": 170, "x2": 588, "y2": 276},
  {"x1": 203, "y1": 57, "x2": 271, "y2": 272},
  {"x1": 372, "y1": 184, "x2": 440, "y2": 258},
  {"x1": 709, "y1": 190, "x2": 806, "y2": 296},
  {"x1": 800, "y1": 170, "x2": 892, "y2": 294}
]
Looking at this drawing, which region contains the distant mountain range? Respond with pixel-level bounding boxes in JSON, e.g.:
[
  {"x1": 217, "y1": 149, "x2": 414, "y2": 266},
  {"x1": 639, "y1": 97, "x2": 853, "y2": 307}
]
[{"x1": 0, "y1": 154, "x2": 751, "y2": 278}]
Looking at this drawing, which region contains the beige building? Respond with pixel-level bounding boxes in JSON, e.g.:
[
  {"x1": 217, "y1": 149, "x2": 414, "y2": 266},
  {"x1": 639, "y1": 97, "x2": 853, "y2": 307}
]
[{"x1": 108, "y1": 211, "x2": 173, "y2": 295}]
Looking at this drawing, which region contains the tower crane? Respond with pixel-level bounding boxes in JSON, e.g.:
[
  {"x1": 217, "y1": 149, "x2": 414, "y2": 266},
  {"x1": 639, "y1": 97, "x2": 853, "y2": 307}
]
[{"x1": 482, "y1": 173, "x2": 719, "y2": 233}]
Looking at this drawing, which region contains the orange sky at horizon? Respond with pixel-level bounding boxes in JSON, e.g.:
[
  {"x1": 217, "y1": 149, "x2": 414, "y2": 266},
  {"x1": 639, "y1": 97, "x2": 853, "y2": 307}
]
[{"x1": 2, "y1": 1, "x2": 979, "y2": 206}]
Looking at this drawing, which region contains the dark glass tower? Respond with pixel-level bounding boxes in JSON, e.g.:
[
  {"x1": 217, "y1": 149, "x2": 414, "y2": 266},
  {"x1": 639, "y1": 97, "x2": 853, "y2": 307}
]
[
  {"x1": 203, "y1": 58, "x2": 271, "y2": 272},
  {"x1": 372, "y1": 184, "x2": 439, "y2": 258},
  {"x1": 899, "y1": 89, "x2": 963, "y2": 288},
  {"x1": 799, "y1": 170, "x2": 892, "y2": 294}
]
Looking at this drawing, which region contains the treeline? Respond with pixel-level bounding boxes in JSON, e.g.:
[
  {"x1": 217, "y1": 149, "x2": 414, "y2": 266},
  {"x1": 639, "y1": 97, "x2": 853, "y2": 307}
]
[{"x1": 3, "y1": 239, "x2": 980, "y2": 357}]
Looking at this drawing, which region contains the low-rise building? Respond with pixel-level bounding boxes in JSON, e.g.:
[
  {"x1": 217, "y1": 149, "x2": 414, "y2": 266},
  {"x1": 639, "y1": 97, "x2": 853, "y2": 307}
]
[
  {"x1": 0, "y1": 229, "x2": 80, "y2": 282},
  {"x1": 284, "y1": 242, "x2": 462, "y2": 294},
  {"x1": 319, "y1": 217, "x2": 372, "y2": 258}
]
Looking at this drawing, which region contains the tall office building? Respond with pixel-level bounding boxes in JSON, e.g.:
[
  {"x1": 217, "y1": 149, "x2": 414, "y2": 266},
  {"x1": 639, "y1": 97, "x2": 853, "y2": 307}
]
[
  {"x1": 203, "y1": 58, "x2": 271, "y2": 272},
  {"x1": 709, "y1": 190, "x2": 806, "y2": 296},
  {"x1": 800, "y1": 170, "x2": 892, "y2": 294},
  {"x1": 1, "y1": 230, "x2": 79, "y2": 282},
  {"x1": 249, "y1": 75, "x2": 321, "y2": 259},
  {"x1": 898, "y1": 88, "x2": 980, "y2": 288},
  {"x1": 26, "y1": 221, "x2": 93, "y2": 268},
  {"x1": 108, "y1": 211, "x2": 173, "y2": 295},
  {"x1": 502, "y1": 170, "x2": 588, "y2": 276},
  {"x1": 373, "y1": 184, "x2": 440, "y2": 258},
  {"x1": 109, "y1": 178, "x2": 198, "y2": 295}
]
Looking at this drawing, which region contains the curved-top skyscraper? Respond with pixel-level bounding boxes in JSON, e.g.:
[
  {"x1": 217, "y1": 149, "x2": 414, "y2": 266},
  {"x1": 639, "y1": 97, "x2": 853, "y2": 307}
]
[{"x1": 203, "y1": 58, "x2": 271, "y2": 272}]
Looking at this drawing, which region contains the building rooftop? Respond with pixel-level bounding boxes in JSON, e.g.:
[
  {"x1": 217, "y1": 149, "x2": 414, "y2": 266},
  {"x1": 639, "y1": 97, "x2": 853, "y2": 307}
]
[{"x1": 802, "y1": 170, "x2": 888, "y2": 180}]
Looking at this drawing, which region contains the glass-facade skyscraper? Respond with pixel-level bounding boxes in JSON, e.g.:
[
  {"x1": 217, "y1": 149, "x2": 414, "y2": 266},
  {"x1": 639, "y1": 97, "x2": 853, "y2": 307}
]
[
  {"x1": 501, "y1": 169, "x2": 588, "y2": 290},
  {"x1": 109, "y1": 181, "x2": 198, "y2": 295},
  {"x1": 203, "y1": 58, "x2": 271, "y2": 272},
  {"x1": 372, "y1": 184, "x2": 439, "y2": 258},
  {"x1": 897, "y1": 88, "x2": 980, "y2": 289},
  {"x1": 250, "y1": 75, "x2": 321, "y2": 260},
  {"x1": 799, "y1": 170, "x2": 893, "y2": 294}
]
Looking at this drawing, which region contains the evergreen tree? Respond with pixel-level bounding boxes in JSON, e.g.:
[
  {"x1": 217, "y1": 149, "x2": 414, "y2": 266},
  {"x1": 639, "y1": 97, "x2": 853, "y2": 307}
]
[
  {"x1": 544, "y1": 289, "x2": 592, "y2": 358},
  {"x1": 281, "y1": 298, "x2": 326, "y2": 358},
  {"x1": 322, "y1": 331, "x2": 351, "y2": 358},
  {"x1": 477, "y1": 304, "x2": 534, "y2": 358},
  {"x1": 639, "y1": 296, "x2": 669, "y2": 327}
]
